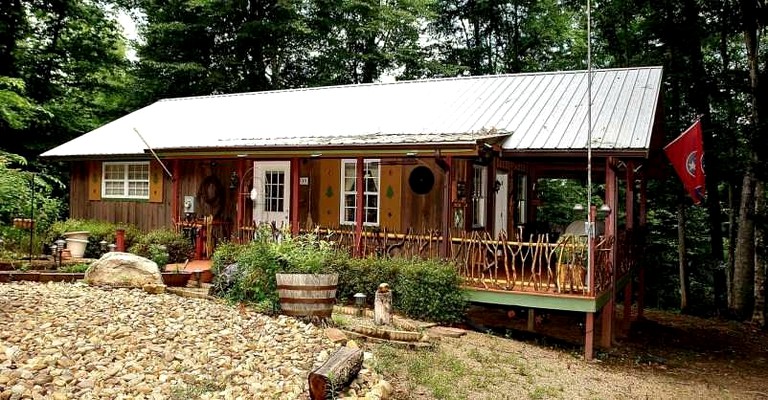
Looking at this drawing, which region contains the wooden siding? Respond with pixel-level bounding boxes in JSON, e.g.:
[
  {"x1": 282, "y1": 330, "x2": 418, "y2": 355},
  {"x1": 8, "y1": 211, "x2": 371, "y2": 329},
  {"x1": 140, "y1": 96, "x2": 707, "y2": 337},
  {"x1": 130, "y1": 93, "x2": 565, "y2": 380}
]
[
  {"x1": 70, "y1": 161, "x2": 172, "y2": 231},
  {"x1": 400, "y1": 160, "x2": 443, "y2": 230}
]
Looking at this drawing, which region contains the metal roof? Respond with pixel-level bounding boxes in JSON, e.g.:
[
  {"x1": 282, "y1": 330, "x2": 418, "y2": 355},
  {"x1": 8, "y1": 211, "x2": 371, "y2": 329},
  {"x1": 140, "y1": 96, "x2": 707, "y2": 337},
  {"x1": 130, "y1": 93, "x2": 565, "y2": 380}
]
[{"x1": 41, "y1": 67, "x2": 663, "y2": 158}]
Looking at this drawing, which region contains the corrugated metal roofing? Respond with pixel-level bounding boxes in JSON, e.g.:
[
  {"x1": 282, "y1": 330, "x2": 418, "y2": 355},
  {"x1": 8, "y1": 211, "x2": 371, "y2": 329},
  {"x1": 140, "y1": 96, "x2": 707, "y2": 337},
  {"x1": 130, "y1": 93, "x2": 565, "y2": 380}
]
[{"x1": 41, "y1": 66, "x2": 662, "y2": 158}]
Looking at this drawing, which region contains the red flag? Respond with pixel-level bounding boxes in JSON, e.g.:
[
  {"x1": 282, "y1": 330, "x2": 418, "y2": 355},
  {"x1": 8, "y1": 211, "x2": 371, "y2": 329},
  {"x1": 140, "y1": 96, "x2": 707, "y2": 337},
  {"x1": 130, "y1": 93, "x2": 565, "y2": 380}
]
[{"x1": 664, "y1": 120, "x2": 706, "y2": 204}]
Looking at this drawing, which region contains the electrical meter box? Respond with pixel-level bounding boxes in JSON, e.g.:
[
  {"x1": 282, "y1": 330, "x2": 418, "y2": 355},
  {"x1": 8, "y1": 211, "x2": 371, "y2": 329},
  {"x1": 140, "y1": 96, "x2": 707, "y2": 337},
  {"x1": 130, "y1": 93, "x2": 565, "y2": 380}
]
[{"x1": 183, "y1": 196, "x2": 195, "y2": 213}]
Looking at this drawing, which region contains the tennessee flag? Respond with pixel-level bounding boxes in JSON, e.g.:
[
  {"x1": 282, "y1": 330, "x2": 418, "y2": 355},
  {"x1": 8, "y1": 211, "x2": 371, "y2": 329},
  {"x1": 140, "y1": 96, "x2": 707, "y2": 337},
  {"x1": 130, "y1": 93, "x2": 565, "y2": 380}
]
[{"x1": 664, "y1": 120, "x2": 706, "y2": 204}]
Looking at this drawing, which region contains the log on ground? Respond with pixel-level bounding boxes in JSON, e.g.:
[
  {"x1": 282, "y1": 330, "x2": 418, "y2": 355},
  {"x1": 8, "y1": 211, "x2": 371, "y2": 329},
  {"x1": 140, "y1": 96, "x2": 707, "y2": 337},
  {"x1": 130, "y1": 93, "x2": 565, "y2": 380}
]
[{"x1": 308, "y1": 346, "x2": 363, "y2": 400}]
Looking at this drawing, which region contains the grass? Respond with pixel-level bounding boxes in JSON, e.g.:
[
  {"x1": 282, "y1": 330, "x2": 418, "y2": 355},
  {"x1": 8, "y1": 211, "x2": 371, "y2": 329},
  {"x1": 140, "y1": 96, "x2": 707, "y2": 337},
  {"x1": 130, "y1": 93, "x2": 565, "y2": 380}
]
[
  {"x1": 169, "y1": 377, "x2": 224, "y2": 400},
  {"x1": 374, "y1": 344, "x2": 470, "y2": 400}
]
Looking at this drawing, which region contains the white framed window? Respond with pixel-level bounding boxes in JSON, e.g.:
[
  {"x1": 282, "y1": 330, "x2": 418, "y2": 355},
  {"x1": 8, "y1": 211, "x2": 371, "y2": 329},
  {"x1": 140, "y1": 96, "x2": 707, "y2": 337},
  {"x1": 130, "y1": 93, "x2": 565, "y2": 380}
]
[
  {"x1": 102, "y1": 161, "x2": 150, "y2": 199},
  {"x1": 341, "y1": 159, "x2": 380, "y2": 226},
  {"x1": 515, "y1": 173, "x2": 528, "y2": 225},
  {"x1": 471, "y1": 164, "x2": 487, "y2": 228}
]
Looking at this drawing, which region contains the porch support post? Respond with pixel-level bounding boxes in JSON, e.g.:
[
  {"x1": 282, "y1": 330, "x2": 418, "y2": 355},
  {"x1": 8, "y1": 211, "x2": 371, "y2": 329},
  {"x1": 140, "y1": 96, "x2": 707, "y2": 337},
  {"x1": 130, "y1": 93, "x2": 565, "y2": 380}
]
[
  {"x1": 171, "y1": 160, "x2": 180, "y2": 224},
  {"x1": 604, "y1": 157, "x2": 617, "y2": 347},
  {"x1": 290, "y1": 157, "x2": 300, "y2": 236},
  {"x1": 354, "y1": 157, "x2": 365, "y2": 257},
  {"x1": 585, "y1": 312, "x2": 594, "y2": 361},
  {"x1": 527, "y1": 308, "x2": 535, "y2": 332},
  {"x1": 236, "y1": 158, "x2": 246, "y2": 239},
  {"x1": 638, "y1": 174, "x2": 648, "y2": 319},
  {"x1": 624, "y1": 161, "x2": 635, "y2": 330},
  {"x1": 441, "y1": 156, "x2": 453, "y2": 258}
]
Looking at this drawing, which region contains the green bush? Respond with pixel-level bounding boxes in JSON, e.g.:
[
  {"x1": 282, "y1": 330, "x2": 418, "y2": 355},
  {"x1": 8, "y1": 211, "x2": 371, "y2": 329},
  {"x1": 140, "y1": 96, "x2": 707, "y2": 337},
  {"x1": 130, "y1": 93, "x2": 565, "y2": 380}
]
[
  {"x1": 128, "y1": 228, "x2": 193, "y2": 264},
  {"x1": 331, "y1": 256, "x2": 466, "y2": 324},
  {"x1": 211, "y1": 240, "x2": 246, "y2": 275},
  {"x1": 45, "y1": 219, "x2": 141, "y2": 258},
  {"x1": 61, "y1": 263, "x2": 90, "y2": 273}
]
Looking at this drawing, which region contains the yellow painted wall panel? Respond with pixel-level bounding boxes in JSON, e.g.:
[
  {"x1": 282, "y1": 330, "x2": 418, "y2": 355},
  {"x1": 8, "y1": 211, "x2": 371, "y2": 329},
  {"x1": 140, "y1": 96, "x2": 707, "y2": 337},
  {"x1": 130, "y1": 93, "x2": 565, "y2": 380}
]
[
  {"x1": 317, "y1": 159, "x2": 341, "y2": 226},
  {"x1": 379, "y1": 164, "x2": 401, "y2": 231},
  {"x1": 87, "y1": 161, "x2": 101, "y2": 201}
]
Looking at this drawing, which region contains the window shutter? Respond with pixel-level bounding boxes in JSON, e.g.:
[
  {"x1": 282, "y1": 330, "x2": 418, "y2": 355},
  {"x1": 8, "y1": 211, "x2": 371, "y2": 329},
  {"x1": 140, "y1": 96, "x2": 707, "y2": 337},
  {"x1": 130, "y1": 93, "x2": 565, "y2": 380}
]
[
  {"x1": 88, "y1": 161, "x2": 102, "y2": 201},
  {"x1": 379, "y1": 164, "x2": 401, "y2": 231},
  {"x1": 149, "y1": 160, "x2": 164, "y2": 203}
]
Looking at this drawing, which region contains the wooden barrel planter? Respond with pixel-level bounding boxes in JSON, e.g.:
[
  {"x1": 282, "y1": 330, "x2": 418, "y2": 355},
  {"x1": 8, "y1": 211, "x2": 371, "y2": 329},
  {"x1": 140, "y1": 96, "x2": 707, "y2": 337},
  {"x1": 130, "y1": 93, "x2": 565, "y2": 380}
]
[{"x1": 276, "y1": 273, "x2": 338, "y2": 317}]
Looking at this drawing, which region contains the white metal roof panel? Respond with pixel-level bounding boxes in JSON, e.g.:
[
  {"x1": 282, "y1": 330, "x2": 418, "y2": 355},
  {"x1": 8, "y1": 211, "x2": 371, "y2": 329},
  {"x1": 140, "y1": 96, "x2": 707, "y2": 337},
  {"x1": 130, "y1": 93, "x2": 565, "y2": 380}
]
[{"x1": 41, "y1": 67, "x2": 663, "y2": 158}]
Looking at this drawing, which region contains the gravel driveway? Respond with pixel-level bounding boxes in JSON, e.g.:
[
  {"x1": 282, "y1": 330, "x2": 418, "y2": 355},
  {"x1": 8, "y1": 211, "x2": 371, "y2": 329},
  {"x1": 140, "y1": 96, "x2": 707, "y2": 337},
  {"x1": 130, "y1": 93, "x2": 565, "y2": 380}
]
[{"x1": 0, "y1": 282, "x2": 335, "y2": 399}]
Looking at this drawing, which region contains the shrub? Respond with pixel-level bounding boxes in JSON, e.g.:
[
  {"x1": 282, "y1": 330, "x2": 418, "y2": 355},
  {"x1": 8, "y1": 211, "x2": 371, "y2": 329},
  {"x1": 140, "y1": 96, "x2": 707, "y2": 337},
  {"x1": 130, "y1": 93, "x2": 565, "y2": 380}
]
[
  {"x1": 45, "y1": 219, "x2": 141, "y2": 258},
  {"x1": 128, "y1": 228, "x2": 193, "y2": 264},
  {"x1": 211, "y1": 240, "x2": 246, "y2": 275},
  {"x1": 331, "y1": 256, "x2": 467, "y2": 324}
]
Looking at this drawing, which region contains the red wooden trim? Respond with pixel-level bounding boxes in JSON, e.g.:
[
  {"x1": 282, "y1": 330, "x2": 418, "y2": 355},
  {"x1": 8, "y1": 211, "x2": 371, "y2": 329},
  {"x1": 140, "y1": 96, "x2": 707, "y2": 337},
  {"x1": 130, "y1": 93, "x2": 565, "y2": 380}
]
[
  {"x1": 441, "y1": 156, "x2": 453, "y2": 258},
  {"x1": 626, "y1": 161, "x2": 635, "y2": 230},
  {"x1": 171, "y1": 160, "x2": 180, "y2": 224},
  {"x1": 236, "y1": 158, "x2": 246, "y2": 236},
  {"x1": 585, "y1": 312, "x2": 594, "y2": 361},
  {"x1": 638, "y1": 176, "x2": 648, "y2": 319},
  {"x1": 290, "y1": 157, "x2": 300, "y2": 236},
  {"x1": 354, "y1": 157, "x2": 364, "y2": 256},
  {"x1": 600, "y1": 299, "x2": 613, "y2": 348}
]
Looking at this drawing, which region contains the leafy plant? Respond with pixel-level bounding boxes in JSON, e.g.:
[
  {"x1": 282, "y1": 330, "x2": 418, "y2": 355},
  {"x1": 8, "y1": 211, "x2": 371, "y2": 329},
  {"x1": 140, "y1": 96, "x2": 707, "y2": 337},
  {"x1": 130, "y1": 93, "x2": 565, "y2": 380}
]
[
  {"x1": 148, "y1": 244, "x2": 169, "y2": 270},
  {"x1": 61, "y1": 263, "x2": 90, "y2": 273},
  {"x1": 211, "y1": 240, "x2": 246, "y2": 275},
  {"x1": 128, "y1": 228, "x2": 193, "y2": 264},
  {"x1": 45, "y1": 219, "x2": 141, "y2": 258}
]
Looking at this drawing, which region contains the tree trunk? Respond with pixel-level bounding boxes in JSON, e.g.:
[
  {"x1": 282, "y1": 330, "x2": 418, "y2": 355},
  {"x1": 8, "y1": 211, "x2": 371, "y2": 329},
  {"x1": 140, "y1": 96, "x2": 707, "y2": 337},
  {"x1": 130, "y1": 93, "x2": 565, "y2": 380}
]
[
  {"x1": 308, "y1": 346, "x2": 363, "y2": 400},
  {"x1": 678, "y1": 202, "x2": 689, "y2": 312},
  {"x1": 732, "y1": 171, "x2": 756, "y2": 318},
  {"x1": 752, "y1": 180, "x2": 766, "y2": 327}
]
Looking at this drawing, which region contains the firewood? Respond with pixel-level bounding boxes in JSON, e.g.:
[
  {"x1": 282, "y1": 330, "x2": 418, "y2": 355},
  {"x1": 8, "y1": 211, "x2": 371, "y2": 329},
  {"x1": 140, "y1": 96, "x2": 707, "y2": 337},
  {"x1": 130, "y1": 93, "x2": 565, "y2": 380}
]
[{"x1": 308, "y1": 346, "x2": 363, "y2": 400}]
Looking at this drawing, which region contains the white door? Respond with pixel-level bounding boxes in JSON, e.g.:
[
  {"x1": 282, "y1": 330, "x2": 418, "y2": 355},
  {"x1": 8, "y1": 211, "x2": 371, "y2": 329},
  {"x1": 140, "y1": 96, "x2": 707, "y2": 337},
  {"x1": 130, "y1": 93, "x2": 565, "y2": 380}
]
[
  {"x1": 494, "y1": 172, "x2": 508, "y2": 237},
  {"x1": 252, "y1": 161, "x2": 291, "y2": 226}
]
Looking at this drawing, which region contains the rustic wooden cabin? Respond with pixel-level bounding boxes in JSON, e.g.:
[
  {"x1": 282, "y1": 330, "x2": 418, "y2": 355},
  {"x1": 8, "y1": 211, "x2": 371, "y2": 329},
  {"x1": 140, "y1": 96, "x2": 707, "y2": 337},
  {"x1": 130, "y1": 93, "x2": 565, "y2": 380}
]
[{"x1": 42, "y1": 67, "x2": 664, "y2": 359}]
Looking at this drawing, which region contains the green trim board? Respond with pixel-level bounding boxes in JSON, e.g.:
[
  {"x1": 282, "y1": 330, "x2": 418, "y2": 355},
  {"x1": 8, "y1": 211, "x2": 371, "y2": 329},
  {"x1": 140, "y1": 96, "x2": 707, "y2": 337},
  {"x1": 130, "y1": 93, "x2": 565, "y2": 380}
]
[{"x1": 466, "y1": 288, "x2": 617, "y2": 313}]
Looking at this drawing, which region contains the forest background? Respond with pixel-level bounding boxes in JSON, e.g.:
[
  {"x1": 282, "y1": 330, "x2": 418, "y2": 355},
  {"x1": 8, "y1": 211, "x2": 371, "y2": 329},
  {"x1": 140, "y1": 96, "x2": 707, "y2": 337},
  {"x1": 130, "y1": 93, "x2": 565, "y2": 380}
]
[{"x1": 1, "y1": 0, "x2": 766, "y2": 324}]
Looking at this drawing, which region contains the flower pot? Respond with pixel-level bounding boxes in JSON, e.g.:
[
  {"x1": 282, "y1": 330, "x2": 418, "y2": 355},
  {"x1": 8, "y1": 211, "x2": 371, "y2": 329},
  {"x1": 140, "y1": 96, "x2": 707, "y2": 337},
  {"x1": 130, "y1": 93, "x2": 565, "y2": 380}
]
[
  {"x1": 63, "y1": 231, "x2": 90, "y2": 241},
  {"x1": 161, "y1": 272, "x2": 192, "y2": 287},
  {"x1": 276, "y1": 273, "x2": 338, "y2": 317},
  {"x1": 65, "y1": 238, "x2": 89, "y2": 258}
]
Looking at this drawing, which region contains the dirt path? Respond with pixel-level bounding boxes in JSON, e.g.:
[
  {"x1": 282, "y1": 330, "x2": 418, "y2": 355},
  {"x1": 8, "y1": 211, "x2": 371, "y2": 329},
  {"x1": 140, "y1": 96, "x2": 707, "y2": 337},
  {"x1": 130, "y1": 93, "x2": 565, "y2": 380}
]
[{"x1": 372, "y1": 309, "x2": 768, "y2": 399}]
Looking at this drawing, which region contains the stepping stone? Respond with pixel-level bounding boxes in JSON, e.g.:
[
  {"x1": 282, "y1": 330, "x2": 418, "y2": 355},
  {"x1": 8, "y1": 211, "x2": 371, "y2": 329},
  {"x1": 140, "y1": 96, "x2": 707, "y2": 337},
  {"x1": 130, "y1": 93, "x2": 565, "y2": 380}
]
[{"x1": 427, "y1": 326, "x2": 468, "y2": 338}]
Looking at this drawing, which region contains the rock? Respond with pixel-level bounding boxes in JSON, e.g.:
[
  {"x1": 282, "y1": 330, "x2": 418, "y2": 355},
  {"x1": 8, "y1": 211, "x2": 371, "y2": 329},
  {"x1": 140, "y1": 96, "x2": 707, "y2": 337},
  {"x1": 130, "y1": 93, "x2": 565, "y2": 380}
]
[
  {"x1": 142, "y1": 283, "x2": 166, "y2": 294},
  {"x1": 347, "y1": 340, "x2": 359, "y2": 349},
  {"x1": 208, "y1": 263, "x2": 239, "y2": 296},
  {"x1": 325, "y1": 328, "x2": 348, "y2": 344},
  {"x1": 84, "y1": 252, "x2": 163, "y2": 288},
  {"x1": 50, "y1": 392, "x2": 67, "y2": 400},
  {"x1": 427, "y1": 326, "x2": 467, "y2": 338}
]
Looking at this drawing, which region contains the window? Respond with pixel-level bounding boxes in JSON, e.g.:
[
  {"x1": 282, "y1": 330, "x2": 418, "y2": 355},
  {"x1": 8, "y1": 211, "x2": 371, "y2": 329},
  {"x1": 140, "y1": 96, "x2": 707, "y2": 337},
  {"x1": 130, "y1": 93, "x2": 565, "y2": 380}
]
[
  {"x1": 471, "y1": 165, "x2": 487, "y2": 228},
  {"x1": 341, "y1": 159, "x2": 380, "y2": 226},
  {"x1": 264, "y1": 170, "x2": 285, "y2": 212},
  {"x1": 102, "y1": 162, "x2": 150, "y2": 199},
  {"x1": 515, "y1": 173, "x2": 528, "y2": 225}
]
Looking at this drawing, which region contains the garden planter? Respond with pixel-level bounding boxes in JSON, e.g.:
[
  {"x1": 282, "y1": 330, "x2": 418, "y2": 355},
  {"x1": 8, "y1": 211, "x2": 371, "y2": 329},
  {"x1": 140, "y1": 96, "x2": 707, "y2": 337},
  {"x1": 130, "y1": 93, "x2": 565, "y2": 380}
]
[
  {"x1": 161, "y1": 272, "x2": 192, "y2": 287},
  {"x1": 63, "y1": 231, "x2": 90, "y2": 241},
  {"x1": 65, "y1": 238, "x2": 89, "y2": 258},
  {"x1": 276, "y1": 273, "x2": 338, "y2": 317}
]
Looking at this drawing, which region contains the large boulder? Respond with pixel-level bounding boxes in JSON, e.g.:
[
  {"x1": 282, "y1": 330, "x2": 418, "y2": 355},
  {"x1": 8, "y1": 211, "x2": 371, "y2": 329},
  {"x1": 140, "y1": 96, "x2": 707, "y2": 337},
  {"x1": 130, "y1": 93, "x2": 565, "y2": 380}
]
[{"x1": 85, "y1": 252, "x2": 163, "y2": 288}]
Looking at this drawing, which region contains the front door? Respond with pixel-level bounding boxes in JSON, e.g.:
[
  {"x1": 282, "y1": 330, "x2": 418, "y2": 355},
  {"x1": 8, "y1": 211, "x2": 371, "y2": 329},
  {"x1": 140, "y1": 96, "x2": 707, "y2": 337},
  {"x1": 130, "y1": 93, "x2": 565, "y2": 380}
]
[
  {"x1": 252, "y1": 161, "x2": 291, "y2": 227},
  {"x1": 494, "y1": 172, "x2": 508, "y2": 237}
]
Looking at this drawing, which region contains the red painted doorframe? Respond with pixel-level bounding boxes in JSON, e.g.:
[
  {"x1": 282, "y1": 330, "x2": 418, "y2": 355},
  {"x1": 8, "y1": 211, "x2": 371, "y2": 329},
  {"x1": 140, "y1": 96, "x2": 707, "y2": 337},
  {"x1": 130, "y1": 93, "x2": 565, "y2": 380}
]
[{"x1": 290, "y1": 158, "x2": 300, "y2": 236}]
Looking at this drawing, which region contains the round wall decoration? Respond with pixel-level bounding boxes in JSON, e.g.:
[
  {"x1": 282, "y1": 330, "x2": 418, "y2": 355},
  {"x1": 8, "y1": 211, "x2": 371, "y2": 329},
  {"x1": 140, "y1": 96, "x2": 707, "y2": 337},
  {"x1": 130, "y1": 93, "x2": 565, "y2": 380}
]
[{"x1": 408, "y1": 166, "x2": 435, "y2": 195}]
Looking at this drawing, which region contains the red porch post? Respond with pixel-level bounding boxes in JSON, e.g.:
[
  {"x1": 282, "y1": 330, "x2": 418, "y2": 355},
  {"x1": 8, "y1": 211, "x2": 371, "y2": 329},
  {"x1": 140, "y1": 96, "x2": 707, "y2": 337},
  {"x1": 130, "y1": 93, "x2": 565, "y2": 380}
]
[
  {"x1": 236, "y1": 158, "x2": 246, "y2": 239},
  {"x1": 354, "y1": 157, "x2": 365, "y2": 257},
  {"x1": 624, "y1": 161, "x2": 635, "y2": 330},
  {"x1": 290, "y1": 157, "x2": 300, "y2": 236},
  {"x1": 638, "y1": 175, "x2": 648, "y2": 319},
  {"x1": 441, "y1": 156, "x2": 453, "y2": 258},
  {"x1": 585, "y1": 312, "x2": 594, "y2": 361},
  {"x1": 171, "y1": 160, "x2": 180, "y2": 224},
  {"x1": 601, "y1": 157, "x2": 617, "y2": 348}
]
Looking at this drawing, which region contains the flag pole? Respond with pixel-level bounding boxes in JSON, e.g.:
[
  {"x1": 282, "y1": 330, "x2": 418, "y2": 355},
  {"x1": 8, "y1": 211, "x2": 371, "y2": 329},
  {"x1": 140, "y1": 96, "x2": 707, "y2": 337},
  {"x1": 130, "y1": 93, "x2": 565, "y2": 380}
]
[{"x1": 586, "y1": 0, "x2": 594, "y2": 293}]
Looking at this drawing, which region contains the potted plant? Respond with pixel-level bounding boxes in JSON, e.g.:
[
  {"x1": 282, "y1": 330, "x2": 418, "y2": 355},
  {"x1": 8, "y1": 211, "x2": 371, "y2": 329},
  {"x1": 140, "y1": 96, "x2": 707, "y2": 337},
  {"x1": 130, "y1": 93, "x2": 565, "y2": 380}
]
[
  {"x1": 151, "y1": 245, "x2": 191, "y2": 287},
  {"x1": 275, "y1": 235, "x2": 339, "y2": 318}
]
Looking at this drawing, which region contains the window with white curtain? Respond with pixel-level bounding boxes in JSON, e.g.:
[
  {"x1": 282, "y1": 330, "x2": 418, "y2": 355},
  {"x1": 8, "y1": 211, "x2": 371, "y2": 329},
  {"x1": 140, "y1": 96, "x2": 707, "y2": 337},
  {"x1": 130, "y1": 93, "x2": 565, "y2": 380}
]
[
  {"x1": 102, "y1": 162, "x2": 150, "y2": 199},
  {"x1": 341, "y1": 159, "x2": 380, "y2": 226}
]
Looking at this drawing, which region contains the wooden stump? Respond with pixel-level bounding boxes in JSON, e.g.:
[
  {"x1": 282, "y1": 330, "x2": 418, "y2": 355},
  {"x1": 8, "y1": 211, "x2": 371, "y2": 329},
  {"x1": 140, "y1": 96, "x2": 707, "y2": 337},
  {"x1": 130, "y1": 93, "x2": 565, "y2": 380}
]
[
  {"x1": 374, "y1": 290, "x2": 392, "y2": 325},
  {"x1": 308, "y1": 347, "x2": 363, "y2": 400}
]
